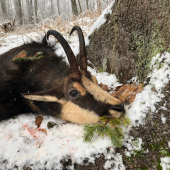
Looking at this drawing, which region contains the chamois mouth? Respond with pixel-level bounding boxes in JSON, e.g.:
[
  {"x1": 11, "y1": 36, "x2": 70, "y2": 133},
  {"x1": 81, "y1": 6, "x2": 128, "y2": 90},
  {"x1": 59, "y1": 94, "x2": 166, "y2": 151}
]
[
  {"x1": 107, "y1": 104, "x2": 126, "y2": 118},
  {"x1": 109, "y1": 104, "x2": 125, "y2": 114}
]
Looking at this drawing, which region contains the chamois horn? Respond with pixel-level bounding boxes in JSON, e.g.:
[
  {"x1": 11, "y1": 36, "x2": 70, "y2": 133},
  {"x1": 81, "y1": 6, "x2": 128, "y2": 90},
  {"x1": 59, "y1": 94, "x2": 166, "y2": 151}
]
[
  {"x1": 47, "y1": 30, "x2": 81, "y2": 80},
  {"x1": 70, "y1": 26, "x2": 87, "y2": 74}
]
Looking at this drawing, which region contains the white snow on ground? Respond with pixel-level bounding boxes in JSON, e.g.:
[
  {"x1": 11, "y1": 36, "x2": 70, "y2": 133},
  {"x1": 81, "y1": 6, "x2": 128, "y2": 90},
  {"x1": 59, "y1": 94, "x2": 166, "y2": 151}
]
[
  {"x1": 104, "y1": 153, "x2": 125, "y2": 170},
  {"x1": 126, "y1": 52, "x2": 170, "y2": 126},
  {"x1": 1, "y1": 2, "x2": 170, "y2": 169},
  {"x1": 88, "y1": 67, "x2": 122, "y2": 89},
  {"x1": 160, "y1": 157, "x2": 170, "y2": 170},
  {"x1": 0, "y1": 32, "x2": 44, "y2": 54}
]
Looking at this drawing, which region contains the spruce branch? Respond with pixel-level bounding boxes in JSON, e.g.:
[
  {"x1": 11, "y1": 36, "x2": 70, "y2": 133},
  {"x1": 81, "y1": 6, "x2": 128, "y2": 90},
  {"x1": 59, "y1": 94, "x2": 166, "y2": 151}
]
[{"x1": 83, "y1": 115, "x2": 131, "y2": 148}]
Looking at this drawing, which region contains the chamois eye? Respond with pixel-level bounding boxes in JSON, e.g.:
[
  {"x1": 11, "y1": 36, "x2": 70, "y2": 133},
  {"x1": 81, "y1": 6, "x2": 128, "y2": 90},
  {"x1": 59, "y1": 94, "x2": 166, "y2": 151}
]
[{"x1": 69, "y1": 90, "x2": 79, "y2": 97}]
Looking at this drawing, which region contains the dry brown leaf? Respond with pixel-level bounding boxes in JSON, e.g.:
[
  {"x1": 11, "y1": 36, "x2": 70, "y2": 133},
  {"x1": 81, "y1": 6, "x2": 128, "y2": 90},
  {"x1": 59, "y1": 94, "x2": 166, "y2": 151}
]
[
  {"x1": 100, "y1": 83, "x2": 109, "y2": 91},
  {"x1": 111, "y1": 83, "x2": 144, "y2": 103},
  {"x1": 39, "y1": 128, "x2": 47, "y2": 135},
  {"x1": 35, "y1": 116, "x2": 43, "y2": 128},
  {"x1": 62, "y1": 27, "x2": 66, "y2": 32}
]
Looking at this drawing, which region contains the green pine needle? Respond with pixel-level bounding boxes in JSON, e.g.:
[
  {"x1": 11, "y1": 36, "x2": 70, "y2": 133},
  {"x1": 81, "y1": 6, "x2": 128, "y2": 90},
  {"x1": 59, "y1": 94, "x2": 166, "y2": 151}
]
[
  {"x1": 12, "y1": 50, "x2": 44, "y2": 63},
  {"x1": 13, "y1": 55, "x2": 44, "y2": 63},
  {"x1": 83, "y1": 115, "x2": 131, "y2": 148}
]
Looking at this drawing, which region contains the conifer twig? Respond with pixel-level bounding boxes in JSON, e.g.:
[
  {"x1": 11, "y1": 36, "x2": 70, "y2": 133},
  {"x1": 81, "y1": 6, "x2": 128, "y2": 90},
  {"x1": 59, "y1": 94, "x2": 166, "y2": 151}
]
[{"x1": 83, "y1": 115, "x2": 131, "y2": 148}]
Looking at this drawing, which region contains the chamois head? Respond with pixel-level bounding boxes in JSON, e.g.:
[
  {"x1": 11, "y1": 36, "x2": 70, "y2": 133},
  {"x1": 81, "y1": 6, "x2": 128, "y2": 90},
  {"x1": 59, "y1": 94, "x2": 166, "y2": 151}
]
[{"x1": 22, "y1": 26, "x2": 125, "y2": 124}]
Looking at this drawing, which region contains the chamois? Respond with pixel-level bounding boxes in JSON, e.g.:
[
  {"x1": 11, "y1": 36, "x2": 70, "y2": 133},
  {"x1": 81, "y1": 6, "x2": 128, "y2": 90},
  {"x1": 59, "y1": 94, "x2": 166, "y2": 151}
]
[{"x1": 0, "y1": 26, "x2": 125, "y2": 124}]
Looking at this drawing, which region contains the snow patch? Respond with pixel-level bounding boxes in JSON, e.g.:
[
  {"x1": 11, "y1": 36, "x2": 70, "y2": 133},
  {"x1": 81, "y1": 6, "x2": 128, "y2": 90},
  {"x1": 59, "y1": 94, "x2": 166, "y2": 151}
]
[
  {"x1": 85, "y1": 0, "x2": 115, "y2": 46},
  {"x1": 104, "y1": 153, "x2": 125, "y2": 170},
  {"x1": 160, "y1": 157, "x2": 170, "y2": 170},
  {"x1": 161, "y1": 114, "x2": 166, "y2": 124}
]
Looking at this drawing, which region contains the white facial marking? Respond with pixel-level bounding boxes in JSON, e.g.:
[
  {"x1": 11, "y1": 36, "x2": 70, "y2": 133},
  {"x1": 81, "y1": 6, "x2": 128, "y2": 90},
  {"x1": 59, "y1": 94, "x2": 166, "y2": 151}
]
[
  {"x1": 82, "y1": 75, "x2": 122, "y2": 105},
  {"x1": 60, "y1": 101, "x2": 99, "y2": 124},
  {"x1": 22, "y1": 95, "x2": 60, "y2": 102},
  {"x1": 109, "y1": 110, "x2": 123, "y2": 118}
]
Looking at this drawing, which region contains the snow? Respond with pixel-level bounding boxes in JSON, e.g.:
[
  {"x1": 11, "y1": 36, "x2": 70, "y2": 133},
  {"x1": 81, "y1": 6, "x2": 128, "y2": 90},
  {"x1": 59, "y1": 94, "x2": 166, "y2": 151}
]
[
  {"x1": 126, "y1": 52, "x2": 170, "y2": 126},
  {"x1": 85, "y1": 0, "x2": 115, "y2": 46},
  {"x1": 1, "y1": 3, "x2": 170, "y2": 169},
  {"x1": 161, "y1": 114, "x2": 166, "y2": 124},
  {"x1": 160, "y1": 157, "x2": 170, "y2": 170},
  {"x1": 0, "y1": 32, "x2": 43, "y2": 55},
  {"x1": 88, "y1": 67, "x2": 122, "y2": 89},
  {"x1": 104, "y1": 153, "x2": 125, "y2": 170}
]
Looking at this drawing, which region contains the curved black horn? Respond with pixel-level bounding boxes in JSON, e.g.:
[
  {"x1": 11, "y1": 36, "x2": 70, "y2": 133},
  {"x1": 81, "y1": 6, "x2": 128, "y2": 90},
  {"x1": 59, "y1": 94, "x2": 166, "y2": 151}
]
[
  {"x1": 70, "y1": 26, "x2": 87, "y2": 74},
  {"x1": 47, "y1": 30, "x2": 81, "y2": 80}
]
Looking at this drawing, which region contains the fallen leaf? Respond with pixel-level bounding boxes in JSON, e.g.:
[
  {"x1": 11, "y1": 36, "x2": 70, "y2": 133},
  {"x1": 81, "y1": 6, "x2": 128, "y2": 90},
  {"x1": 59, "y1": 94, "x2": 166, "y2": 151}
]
[
  {"x1": 35, "y1": 116, "x2": 43, "y2": 128},
  {"x1": 100, "y1": 83, "x2": 109, "y2": 91},
  {"x1": 110, "y1": 83, "x2": 144, "y2": 103},
  {"x1": 39, "y1": 129, "x2": 47, "y2": 135}
]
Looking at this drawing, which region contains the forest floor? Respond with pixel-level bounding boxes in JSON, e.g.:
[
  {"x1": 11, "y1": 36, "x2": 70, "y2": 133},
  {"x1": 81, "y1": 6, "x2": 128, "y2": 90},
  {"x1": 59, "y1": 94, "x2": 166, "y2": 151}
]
[{"x1": 0, "y1": 2, "x2": 170, "y2": 170}]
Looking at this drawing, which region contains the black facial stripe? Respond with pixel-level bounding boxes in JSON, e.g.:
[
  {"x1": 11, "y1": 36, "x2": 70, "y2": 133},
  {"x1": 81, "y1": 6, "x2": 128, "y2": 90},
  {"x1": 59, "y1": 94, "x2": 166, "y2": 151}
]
[
  {"x1": 70, "y1": 92, "x2": 114, "y2": 117},
  {"x1": 33, "y1": 101, "x2": 62, "y2": 117},
  {"x1": 109, "y1": 104, "x2": 125, "y2": 114}
]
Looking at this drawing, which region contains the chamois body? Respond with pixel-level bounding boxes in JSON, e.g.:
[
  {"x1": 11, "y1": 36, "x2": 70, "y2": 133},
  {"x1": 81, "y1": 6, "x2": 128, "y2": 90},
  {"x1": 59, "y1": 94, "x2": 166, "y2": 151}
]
[
  {"x1": 0, "y1": 39, "x2": 69, "y2": 120},
  {"x1": 0, "y1": 27, "x2": 125, "y2": 124}
]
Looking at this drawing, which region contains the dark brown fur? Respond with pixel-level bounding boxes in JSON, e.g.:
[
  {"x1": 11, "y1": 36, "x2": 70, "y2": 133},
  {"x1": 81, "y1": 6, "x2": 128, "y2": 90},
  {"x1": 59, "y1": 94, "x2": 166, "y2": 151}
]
[
  {"x1": 0, "y1": 31, "x2": 125, "y2": 124},
  {"x1": 0, "y1": 37, "x2": 68, "y2": 120}
]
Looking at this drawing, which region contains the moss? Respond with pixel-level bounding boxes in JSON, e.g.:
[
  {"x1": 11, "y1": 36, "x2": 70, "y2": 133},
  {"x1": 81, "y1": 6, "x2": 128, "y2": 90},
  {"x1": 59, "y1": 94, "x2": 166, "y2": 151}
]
[
  {"x1": 126, "y1": 148, "x2": 145, "y2": 163},
  {"x1": 87, "y1": 0, "x2": 170, "y2": 84},
  {"x1": 98, "y1": 68, "x2": 104, "y2": 72},
  {"x1": 123, "y1": 16, "x2": 170, "y2": 82},
  {"x1": 102, "y1": 58, "x2": 108, "y2": 71},
  {"x1": 111, "y1": 0, "x2": 170, "y2": 83},
  {"x1": 125, "y1": 135, "x2": 170, "y2": 169},
  {"x1": 147, "y1": 138, "x2": 170, "y2": 157}
]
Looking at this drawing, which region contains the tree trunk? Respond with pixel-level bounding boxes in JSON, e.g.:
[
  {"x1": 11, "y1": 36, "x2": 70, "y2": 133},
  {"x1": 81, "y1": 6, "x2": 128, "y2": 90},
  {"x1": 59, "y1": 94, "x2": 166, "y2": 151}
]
[
  {"x1": 57, "y1": 0, "x2": 60, "y2": 16},
  {"x1": 85, "y1": 0, "x2": 89, "y2": 10},
  {"x1": 71, "y1": 0, "x2": 78, "y2": 16},
  {"x1": 42, "y1": 0, "x2": 45, "y2": 14},
  {"x1": 0, "y1": 0, "x2": 8, "y2": 19},
  {"x1": 7, "y1": 0, "x2": 13, "y2": 20},
  {"x1": 17, "y1": 0, "x2": 23, "y2": 25},
  {"x1": 87, "y1": 0, "x2": 170, "y2": 83},
  {"x1": 34, "y1": 0, "x2": 38, "y2": 23},
  {"x1": 26, "y1": 0, "x2": 34, "y2": 24},
  {"x1": 77, "y1": 0, "x2": 82, "y2": 14},
  {"x1": 26, "y1": 0, "x2": 30, "y2": 23}
]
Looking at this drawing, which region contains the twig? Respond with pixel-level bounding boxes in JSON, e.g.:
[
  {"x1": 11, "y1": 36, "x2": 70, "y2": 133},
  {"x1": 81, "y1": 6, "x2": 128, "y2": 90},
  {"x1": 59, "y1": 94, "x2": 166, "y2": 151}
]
[{"x1": 136, "y1": 157, "x2": 151, "y2": 170}]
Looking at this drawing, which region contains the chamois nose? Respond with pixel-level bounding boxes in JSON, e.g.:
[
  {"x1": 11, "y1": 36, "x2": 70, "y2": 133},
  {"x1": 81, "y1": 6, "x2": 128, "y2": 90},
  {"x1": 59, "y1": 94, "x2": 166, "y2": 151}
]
[{"x1": 110, "y1": 104, "x2": 125, "y2": 114}]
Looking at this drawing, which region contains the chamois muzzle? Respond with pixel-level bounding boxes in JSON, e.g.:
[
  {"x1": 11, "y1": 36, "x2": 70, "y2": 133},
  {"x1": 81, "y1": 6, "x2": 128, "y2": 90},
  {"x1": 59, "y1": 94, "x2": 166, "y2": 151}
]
[
  {"x1": 70, "y1": 26, "x2": 126, "y2": 120},
  {"x1": 110, "y1": 104, "x2": 125, "y2": 113},
  {"x1": 109, "y1": 104, "x2": 125, "y2": 118}
]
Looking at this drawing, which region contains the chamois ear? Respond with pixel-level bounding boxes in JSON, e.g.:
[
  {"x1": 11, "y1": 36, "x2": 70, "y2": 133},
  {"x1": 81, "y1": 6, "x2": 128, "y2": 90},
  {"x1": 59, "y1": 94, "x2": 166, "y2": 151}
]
[
  {"x1": 21, "y1": 93, "x2": 58, "y2": 102},
  {"x1": 22, "y1": 89, "x2": 65, "y2": 102}
]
